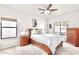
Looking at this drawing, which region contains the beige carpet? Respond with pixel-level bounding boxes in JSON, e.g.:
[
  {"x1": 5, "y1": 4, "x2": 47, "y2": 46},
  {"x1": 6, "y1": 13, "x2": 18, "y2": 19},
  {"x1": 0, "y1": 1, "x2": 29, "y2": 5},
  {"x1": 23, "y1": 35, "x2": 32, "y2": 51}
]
[
  {"x1": 0, "y1": 42, "x2": 79, "y2": 55},
  {"x1": 55, "y1": 42, "x2": 79, "y2": 55}
]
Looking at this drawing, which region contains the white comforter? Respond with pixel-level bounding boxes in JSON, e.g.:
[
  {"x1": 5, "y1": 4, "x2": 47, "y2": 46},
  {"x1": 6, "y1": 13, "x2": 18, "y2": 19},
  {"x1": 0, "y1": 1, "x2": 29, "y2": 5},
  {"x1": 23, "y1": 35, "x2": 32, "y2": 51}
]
[{"x1": 31, "y1": 34, "x2": 64, "y2": 54}]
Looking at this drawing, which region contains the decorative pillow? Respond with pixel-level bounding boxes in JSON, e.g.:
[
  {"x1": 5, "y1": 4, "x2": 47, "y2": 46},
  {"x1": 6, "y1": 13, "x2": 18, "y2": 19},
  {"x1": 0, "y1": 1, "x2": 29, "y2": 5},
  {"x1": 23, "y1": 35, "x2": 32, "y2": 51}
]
[{"x1": 31, "y1": 29, "x2": 43, "y2": 34}]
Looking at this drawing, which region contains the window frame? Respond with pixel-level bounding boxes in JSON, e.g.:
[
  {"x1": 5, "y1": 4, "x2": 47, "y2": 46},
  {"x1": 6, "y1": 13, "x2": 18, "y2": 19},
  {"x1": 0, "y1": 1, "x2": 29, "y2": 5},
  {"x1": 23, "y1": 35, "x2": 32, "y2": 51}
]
[
  {"x1": 1, "y1": 17, "x2": 17, "y2": 39},
  {"x1": 54, "y1": 21, "x2": 68, "y2": 35}
]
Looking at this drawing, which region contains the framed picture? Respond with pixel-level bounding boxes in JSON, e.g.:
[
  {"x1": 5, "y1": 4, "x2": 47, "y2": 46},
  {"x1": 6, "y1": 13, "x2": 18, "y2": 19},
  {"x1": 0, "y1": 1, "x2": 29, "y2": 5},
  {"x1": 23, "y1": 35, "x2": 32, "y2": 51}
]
[
  {"x1": 32, "y1": 19, "x2": 37, "y2": 27},
  {"x1": 49, "y1": 24, "x2": 52, "y2": 29}
]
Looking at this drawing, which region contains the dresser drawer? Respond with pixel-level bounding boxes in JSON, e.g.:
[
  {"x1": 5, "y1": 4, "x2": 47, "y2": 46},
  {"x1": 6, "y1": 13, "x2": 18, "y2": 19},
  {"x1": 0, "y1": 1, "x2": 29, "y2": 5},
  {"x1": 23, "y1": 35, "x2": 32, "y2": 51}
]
[
  {"x1": 67, "y1": 29, "x2": 77, "y2": 46},
  {"x1": 20, "y1": 36, "x2": 30, "y2": 46}
]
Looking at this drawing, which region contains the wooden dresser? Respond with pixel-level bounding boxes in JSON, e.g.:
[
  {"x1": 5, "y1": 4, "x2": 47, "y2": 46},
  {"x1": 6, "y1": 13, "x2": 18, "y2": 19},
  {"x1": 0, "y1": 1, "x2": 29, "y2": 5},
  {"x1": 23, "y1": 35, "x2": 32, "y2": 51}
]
[
  {"x1": 67, "y1": 28, "x2": 79, "y2": 47},
  {"x1": 20, "y1": 36, "x2": 30, "y2": 46}
]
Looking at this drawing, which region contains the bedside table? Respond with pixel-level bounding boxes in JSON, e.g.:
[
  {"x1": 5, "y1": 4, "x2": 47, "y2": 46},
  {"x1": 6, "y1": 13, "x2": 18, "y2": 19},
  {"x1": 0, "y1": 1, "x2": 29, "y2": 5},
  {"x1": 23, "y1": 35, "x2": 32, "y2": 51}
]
[{"x1": 20, "y1": 36, "x2": 30, "y2": 46}]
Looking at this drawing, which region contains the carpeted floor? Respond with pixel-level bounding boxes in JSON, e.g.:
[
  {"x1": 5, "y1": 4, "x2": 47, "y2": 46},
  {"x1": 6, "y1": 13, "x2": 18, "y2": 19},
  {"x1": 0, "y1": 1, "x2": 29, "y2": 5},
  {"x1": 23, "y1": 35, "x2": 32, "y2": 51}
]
[
  {"x1": 0, "y1": 42, "x2": 79, "y2": 55},
  {"x1": 55, "y1": 42, "x2": 79, "y2": 55}
]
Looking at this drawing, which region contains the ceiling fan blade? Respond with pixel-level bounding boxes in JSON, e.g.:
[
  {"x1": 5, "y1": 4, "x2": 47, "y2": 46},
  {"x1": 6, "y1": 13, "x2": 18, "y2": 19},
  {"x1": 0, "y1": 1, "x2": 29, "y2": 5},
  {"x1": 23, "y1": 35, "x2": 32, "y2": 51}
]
[
  {"x1": 38, "y1": 8, "x2": 45, "y2": 11},
  {"x1": 40, "y1": 12, "x2": 44, "y2": 14},
  {"x1": 47, "y1": 4, "x2": 52, "y2": 10},
  {"x1": 49, "y1": 9, "x2": 58, "y2": 11}
]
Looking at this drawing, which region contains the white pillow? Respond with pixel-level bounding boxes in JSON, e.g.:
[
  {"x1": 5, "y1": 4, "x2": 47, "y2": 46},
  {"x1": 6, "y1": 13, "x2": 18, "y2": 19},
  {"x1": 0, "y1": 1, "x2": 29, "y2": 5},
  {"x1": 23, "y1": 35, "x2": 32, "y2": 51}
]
[
  {"x1": 32, "y1": 29, "x2": 42, "y2": 34},
  {"x1": 32, "y1": 29, "x2": 38, "y2": 34}
]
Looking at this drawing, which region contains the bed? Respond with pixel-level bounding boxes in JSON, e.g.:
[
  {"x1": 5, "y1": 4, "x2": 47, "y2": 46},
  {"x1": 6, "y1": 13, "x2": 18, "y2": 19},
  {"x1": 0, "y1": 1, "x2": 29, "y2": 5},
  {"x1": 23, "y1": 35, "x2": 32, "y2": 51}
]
[
  {"x1": 30, "y1": 34, "x2": 63, "y2": 55},
  {"x1": 29, "y1": 28, "x2": 64, "y2": 55}
]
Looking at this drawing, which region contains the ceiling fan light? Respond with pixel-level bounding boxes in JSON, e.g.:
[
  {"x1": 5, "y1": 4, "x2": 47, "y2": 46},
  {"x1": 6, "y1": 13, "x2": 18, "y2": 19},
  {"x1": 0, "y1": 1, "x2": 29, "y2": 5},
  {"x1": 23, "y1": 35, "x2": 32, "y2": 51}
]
[{"x1": 44, "y1": 10, "x2": 50, "y2": 15}]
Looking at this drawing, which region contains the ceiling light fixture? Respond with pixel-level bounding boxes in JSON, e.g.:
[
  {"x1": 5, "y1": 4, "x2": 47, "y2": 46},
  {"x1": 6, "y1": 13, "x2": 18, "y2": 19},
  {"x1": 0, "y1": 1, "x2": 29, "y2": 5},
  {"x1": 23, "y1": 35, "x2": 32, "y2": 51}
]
[{"x1": 44, "y1": 10, "x2": 50, "y2": 15}]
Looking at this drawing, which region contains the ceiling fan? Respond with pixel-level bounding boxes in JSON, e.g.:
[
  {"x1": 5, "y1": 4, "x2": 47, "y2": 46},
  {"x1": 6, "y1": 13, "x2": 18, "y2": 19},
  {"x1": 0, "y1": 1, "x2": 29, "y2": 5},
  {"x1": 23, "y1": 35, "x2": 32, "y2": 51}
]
[{"x1": 38, "y1": 4, "x2": 58, "y2": 15}]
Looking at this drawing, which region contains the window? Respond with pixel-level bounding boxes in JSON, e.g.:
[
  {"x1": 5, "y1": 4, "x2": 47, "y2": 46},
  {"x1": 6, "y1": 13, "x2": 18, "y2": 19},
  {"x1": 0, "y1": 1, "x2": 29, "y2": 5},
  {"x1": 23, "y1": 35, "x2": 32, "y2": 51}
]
[
  {"x1": 1, "y1": 17, "x2": 17, "y2": 39},
  {"x1": 54, "y1": 22, "x2": 61, "y2": 35},
  {"x1": 54, "y1": 21, "x2": 68, "y2": 35}
]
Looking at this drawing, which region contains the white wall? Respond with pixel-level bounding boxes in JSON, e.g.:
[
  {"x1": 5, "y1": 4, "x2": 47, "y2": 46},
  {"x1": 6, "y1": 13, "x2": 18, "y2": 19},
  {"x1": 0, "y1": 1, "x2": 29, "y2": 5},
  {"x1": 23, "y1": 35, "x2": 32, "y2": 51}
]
[
  {"x1": 0, "y1": 5, "x2": 46, "y2": 49},
  {"x1": 47, "y1": 10, "x2": 79, "y2": 33}
]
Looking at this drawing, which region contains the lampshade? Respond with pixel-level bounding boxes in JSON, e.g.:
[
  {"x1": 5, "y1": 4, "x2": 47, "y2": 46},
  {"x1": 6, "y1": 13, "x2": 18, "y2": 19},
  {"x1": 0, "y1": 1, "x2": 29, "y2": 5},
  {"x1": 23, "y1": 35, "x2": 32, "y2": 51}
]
[{"x1": 20, "y1": 31, "x2": 29, "y2": 37}]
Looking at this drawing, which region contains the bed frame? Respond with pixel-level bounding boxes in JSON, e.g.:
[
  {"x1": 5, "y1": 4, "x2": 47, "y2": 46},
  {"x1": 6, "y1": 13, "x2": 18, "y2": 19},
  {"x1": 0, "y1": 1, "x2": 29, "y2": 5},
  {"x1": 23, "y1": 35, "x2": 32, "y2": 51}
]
[
  {"x1": 31, "y1": 38, "x2": 53, "y2": 55},
  {"x1": 28, "y1": 29, "x2": 63, "y2": 55}
]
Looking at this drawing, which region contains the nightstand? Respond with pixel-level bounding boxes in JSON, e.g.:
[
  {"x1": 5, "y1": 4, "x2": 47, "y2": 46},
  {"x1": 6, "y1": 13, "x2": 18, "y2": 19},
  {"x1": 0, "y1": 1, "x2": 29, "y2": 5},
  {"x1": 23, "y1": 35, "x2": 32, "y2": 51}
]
[{"x1": 20, "y1": 36, "x2": 30, "y2": 46}]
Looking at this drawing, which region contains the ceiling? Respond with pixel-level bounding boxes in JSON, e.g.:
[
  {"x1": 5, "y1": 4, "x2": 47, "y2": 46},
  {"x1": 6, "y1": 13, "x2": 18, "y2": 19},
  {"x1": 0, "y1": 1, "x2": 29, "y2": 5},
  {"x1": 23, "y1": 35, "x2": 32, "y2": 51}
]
[{"x1": 2, "y1": 4, "x2": 79, "y2": 18}]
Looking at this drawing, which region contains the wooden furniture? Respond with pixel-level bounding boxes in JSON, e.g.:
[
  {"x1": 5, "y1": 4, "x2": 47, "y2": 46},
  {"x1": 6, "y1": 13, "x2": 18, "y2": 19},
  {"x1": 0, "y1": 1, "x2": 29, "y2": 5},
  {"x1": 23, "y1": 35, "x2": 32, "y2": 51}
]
[
  {"x1": 31, "y1": 38, "x2": 53, "y2": 55},
  {"x1": 20, "y1": 36, "x2": 29, "y2": 46},
  {"x1": 20, "y1": 29, "x2": 32, "y2": 46},
  {"x1": 67, "y1": 28, "x2": 79, "y2": 47}
]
